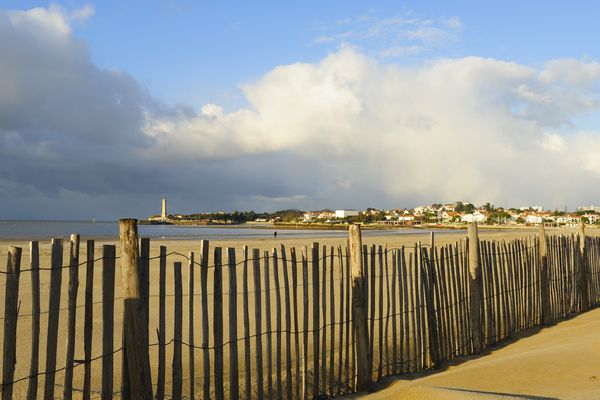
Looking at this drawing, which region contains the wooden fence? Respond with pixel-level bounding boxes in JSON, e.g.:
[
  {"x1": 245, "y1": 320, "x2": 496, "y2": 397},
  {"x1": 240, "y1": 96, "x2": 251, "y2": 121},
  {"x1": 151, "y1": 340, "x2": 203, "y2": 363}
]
[{"x1": 0, "y1": 220, "x2": 598, "y2": 399}]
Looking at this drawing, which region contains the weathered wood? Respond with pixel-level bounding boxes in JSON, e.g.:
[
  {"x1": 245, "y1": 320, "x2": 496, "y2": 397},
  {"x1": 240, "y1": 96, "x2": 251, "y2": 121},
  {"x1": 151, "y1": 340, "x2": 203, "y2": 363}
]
[
  {"x1": 172, "y1": 261, "x2": 183, "y2": 400},
  {"x1": 264, "y1": 251, "x2": 273, "y2": 399},
  {"x1": 321, "y1": 245, "x2": 327, "y2": 397},
  {"x1": 329, "y1": 246, "x2": 335, "y2": 396},
  {"x1": 43, "y1": 238, "x2": 63, "y2": 400},
  {"x1": 83, "y1": 240, "x2": 95, "y2": 400},
  {"x1": 383, "y1": 246, "x2": 391, "y2": 376},
  {"x1": 200, "y1": 240, "x2": 211, "y2": 400},
  {"x1": 301, "y1": 248, "x2": 309, "y2": 400},
  {"x1": 280, "y1": 245, "x2": 293, "y2": 400},
  {"x1": 349, "y1": 225, "x2": 370, "y2": 391},
  {"x1": 290, "y1": 247, "x2": 301, "y2": 399},
  {"x1": 26, "y1": 242, "x2": 40, "y2": 400},
  {"x1": 2, "y1": 246, "x2": 22, "y2": 400},
  {"x1": 272, "y1": 248, "x2": 282, "y2": 400},
  {"x1": 253, "y1": 248, "x2": 264, "y2": 399},
  {"x1": 422, "y1": 247, "x2": 440, "y2": 367},
  {"x1": 377, "y1": 245, "x2": 384, "y2": 379},
  {"x1": 579, "y1": 220, "x2": 590, "y2": 311},
  {"x1": 312, "y1": 243, "x2": 321, "y2": 399},
  {"x1": 119, "y1": 219, "x2": 153, "y2": 400},
  {"x1": 140, "y1": 237, "x2": 150, "y2": 350},
  {"x1": 242, "y1": 246, "x2": 252, "y2": 400},
  {"x1": 214, "y1": 248, "x2": 224, "y2": 400},
  {"x1": 468, "y1": 223, "x2": 484, "y2": 353},
  {"x1": 391, "y1": 249, "x2": 398, "y2": 374},
  {"x1": 64, "y1": 234, "x2": 80, "y2": 400},
  {"x1": 101, "y1": 245, "x2": 116, "y2": 400},
  {"x1": 344, "y1": 246, "x2": 351, "y2": 390},
  {"x1": 368, "y1": 244, "x2": 375, "y2": 374},
  {"x1": 188, "y1": 252, "x2": 195, "y2": 400},
  {"x1": 156, "y1": 246, "x2": 167, "y2": 400},
  {"x1": 336, "y1": 246, "x2": 345, "y2": 395},
  {"x1": 228, "y1": 248, "x2": 239, "y2": 400}
]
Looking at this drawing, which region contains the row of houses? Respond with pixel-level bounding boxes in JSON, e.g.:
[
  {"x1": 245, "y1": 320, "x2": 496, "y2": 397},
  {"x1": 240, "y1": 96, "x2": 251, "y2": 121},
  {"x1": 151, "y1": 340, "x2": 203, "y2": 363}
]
[{"x1": 301, "y1": 203, "x2": 600, "y2": 227}]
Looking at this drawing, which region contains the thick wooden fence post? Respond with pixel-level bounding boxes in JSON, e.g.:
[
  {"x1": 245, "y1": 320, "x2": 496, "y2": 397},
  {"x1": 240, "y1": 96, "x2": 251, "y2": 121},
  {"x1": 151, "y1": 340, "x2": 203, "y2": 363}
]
[
  {"x1": 349, "y1": 225, "x2": 370, "y2": 391},
  {"x1": 539, "y1": 224, "x2": 551, "y2": 325},
  {"x1": 2, "y1": 246, "x2": 22, "y2": 400},
  {"x1": 579, "y1": 220, "x2": 590, "y2": 311},
  {"x1": 119, "y1": 219, "x2": 153, "y2": 400},
  {"x1": 468, "y1": 223, "x2": 484, "y2": 353},
  {"x1": 64, "y1": 234, "x2": 80, "y2": 400}
]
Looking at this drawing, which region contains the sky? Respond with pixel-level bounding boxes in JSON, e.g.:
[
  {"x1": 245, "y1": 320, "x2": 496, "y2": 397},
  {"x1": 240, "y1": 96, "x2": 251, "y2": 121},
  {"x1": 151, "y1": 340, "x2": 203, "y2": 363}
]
[{"x1": 2, "y1": 1, "x2": 600, "y2": 219}]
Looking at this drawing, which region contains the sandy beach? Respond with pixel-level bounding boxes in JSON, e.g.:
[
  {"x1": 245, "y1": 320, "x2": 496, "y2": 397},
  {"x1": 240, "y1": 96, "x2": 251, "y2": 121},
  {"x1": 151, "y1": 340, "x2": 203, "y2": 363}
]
[
  {"x1": 0, "y1": 227, "x2": 593, "y2": 399},
  {"x1": 348, "y1": 307, "x2": 600, "y2": 400}
]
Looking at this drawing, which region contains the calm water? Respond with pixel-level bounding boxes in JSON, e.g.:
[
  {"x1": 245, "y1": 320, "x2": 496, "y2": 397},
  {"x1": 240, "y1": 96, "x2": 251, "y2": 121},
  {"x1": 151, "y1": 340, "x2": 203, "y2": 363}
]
[{"x1": 0, "y1": 220, "x2": 465, "y2": 240}]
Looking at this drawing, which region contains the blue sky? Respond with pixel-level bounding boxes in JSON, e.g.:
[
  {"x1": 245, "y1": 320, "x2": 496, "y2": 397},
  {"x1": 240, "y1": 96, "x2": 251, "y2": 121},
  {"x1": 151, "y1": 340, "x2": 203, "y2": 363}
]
[
  {"x1": 2, "y1": 1, "x2": 600, "y2": 218},
  {"x1": 7, "y1": 1, "x2": 600, "y2": 107}
]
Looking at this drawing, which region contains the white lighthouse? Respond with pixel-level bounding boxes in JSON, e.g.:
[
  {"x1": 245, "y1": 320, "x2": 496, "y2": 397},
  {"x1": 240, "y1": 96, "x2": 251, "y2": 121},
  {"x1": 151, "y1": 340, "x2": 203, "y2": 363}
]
[{"x1": 161, "y1": 197, "x2": 167, "y2": 220}]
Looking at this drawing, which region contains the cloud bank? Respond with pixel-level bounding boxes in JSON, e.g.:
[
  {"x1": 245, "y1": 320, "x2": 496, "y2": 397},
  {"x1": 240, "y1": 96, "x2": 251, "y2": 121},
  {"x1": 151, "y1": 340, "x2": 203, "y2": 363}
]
[{"x1": 2, "y1": 6, "x2": 600, "y2": 219}]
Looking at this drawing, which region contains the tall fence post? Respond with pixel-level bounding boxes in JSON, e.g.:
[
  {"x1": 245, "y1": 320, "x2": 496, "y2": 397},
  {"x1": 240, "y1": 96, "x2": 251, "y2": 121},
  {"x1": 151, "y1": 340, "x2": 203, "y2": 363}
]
[
  {"x1": 119, "y1": 219, "x2": 153, "y2": 400},
  {"x1": 2, "y1": 246, "x2": 22, "y2": 400},
  {"x1": 467, "y1": 222, "x2": 484, "y2": 353},
  {"x1": 349, "y1": 225, "x2": 370, "y2": 391},
  {"x1": 579, "y1": 220, "x2": 590, "y2": 311},
  {"x1": 539, "y1": 224, "x2": 552, "y2": 325}
]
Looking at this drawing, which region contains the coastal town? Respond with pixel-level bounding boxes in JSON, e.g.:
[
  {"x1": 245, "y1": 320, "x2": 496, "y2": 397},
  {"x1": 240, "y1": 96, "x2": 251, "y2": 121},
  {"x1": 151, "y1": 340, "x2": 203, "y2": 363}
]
[{"x1": 149, "y1": 198, "x2": 600, "y2": 228}]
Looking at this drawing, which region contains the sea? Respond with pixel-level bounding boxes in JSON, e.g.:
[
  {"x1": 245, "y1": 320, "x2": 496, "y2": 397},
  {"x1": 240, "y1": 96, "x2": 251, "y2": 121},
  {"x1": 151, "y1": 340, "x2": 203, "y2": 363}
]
[{"x1": 0, "y1": 220, "x2": 466, "y2": 241}]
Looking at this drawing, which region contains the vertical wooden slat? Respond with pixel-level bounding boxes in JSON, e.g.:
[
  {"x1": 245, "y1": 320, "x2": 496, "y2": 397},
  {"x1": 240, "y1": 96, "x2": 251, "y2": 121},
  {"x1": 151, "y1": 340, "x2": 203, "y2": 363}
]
[
  {"x1": 26, "y1": 242, "x2": 40, "y2": 400},
  {"x1": 321, "y1": 245, "x2": 327, "y2": 397},
  {"x1": 83, "y1": 240, "x2": 94, "y2": 400},
  {"x1": 468, "y1": 223, "x2": 484, "y2": 353},
  {"x1": 228, "y1": 248, "x2": 239, "y2": 400},
  {"x1": 43, "y1": 238, "x2": 63, "y2": 400},
  {"x1": 400, "y1": 248, "x2": 409, "y2": 372},
  {"x1": 264, "y1": 250, "x2": 273, "y2": 399},
  {"x1": 312, "y1": 243, "x2": 320, "y2": 399},
  {"x1": 119, "y1": 219, "x2": 153, "y2": 400},
  {"x1": 377, "y1": 245, "x2": 384, "y2": 379},
  {"x1": 290, "y1": 247, "x2": 301, "y2": 400},
  {"x1": 301, "y1": 248, "x2": 309, "y2": 400},
  {"x1": 253, "y1": 248, "x2": 264, "y2": 399},
  {"x1": 280, "y1": 245, "x2": 293, "y2": 400},
  {"x1": 368, "y1": 244, "x2": 375, "y2": 375},
  {"x1": 140, "y1": 237, "x2": 150, "y2": 350},
  {"x1": 336, "y1": 246, "x2": 345, "y2": 395},
  {"x1": 63, "y1": 234, "x2": 80, "y2": 400},
  {"x1": 172, "y1": 261, "x2": 183, "y2": 400},
  {"x1": 101, "y1": 245, "x2": 116, "y2": 400},
  {"x1": 242, "y1": 246, "x2": 252, "y2": 400},
  {"x1": 2, "y1": 246, "x2": 22, "y2": 400},
  {"x1": 214, "y1": 248, "x2": 224, "y2": 400},
  {"x1": 384, "y1": 246, "x2": 391, "y2": 376},
  {"x1": 422, "y1": 247, "x2": 440, "y2": 368},
  {"x1": 579, "y1": 221, "x2": 590, "y2": 310},
  {"x1": 272, "y1": 248, "x2": 282, "y2": 400},
  {"x1": 156, "y1": 245, "x2": 167, "y2": 400},
  {"x1": 329, "y1": 246, "x2": 335, "y2": 396},
  {"x1": 344, "y1": 246, "x2": 351, "y2": 390},
  {"x1": 391, "y1": 249, "x2": 398, "y2": 374},
  {"x1": 349, "y1": 225, "x2": 370, "y2": 391},
  {"x1": 188, "y1": 252, "x2": 195, "y2": 400},
  {"x1": 200, "y1": 240, "x2": 211, "y2": 400}
]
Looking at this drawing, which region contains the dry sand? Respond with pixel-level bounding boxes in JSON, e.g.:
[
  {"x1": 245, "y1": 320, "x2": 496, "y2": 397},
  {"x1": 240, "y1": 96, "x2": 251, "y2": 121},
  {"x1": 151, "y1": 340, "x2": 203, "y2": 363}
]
[
  {"x1": 348, "y1": 307, "x2": 600, "y2": 400},
  {"x1": 0, "y1": 227, "x2": 594, "y2": 399}
]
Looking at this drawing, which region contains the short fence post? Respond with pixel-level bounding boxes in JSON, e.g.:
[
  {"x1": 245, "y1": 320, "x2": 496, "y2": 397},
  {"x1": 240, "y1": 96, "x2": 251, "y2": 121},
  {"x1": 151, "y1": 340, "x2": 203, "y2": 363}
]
[
  {"x1": 467, "y1": 222, "x2": 484, "y2": 353},
  {"x1": 579, "y1": 220, "x2": 590, "y2": 311},
  {"x1": 539, "y1": 224, "x2": 552, "y2": 325},
  {"x1": 2, "y1": 246, "x2": 22, "y2": 400},
  {"x1": 349, "y1": 225, "x2": 371, "y2": 391},
  {"x1": 119, "y1": 219, "x2": 153, "y2": 400}
]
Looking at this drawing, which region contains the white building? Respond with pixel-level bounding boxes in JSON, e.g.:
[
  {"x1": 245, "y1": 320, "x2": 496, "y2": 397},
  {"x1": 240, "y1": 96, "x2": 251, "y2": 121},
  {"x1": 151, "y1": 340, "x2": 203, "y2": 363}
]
[
  {"x1": 335, "y1": 209, "x2": 359, "y2": 218},
  {"x1": 525, "y1": 215, "x2": 543, "y2": 224},
  {"x1": 461, "y1": 211, "x2": 487, "y2": 223}
]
